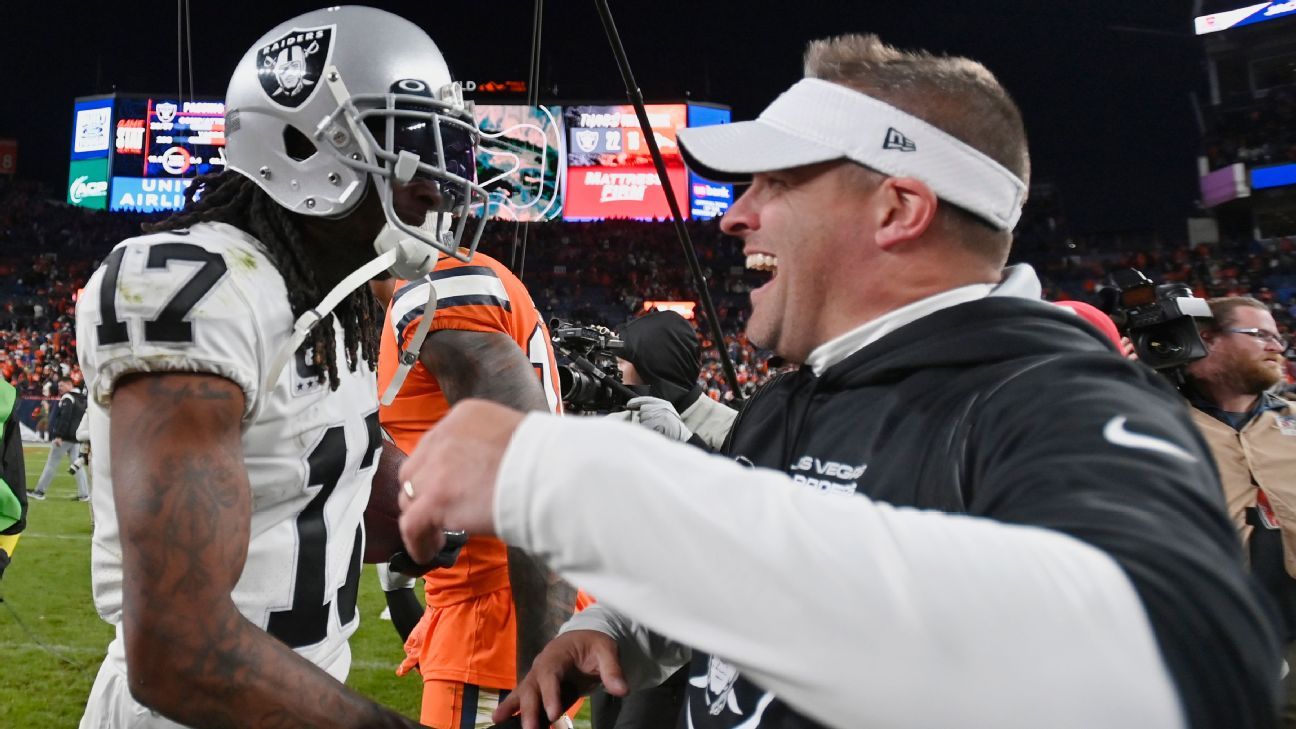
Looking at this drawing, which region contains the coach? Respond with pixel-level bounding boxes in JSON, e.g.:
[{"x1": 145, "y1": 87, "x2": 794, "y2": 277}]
[{"x1": 398, "y1": 33, "x2": 1281, "y2": 729}]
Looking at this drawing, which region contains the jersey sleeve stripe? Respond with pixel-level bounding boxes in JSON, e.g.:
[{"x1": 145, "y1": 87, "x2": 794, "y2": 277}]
[
  {"x1": 389, "y1": 265, "x2": 500, "y2": 302},
  {"x1": 390, "y1": 273, "x2": 513, "y2": 335},
  {"x1": 394, "y1": 294, "x2": 513, "y2": 338},
  {"x1": 390, "y1": 264, "x2": 500, "y2": 305},
  {"x1": 435, "y1": 294, "x2": 513, "y2": 312},
  {"x1": 392, "y1": 276, "x2": 431, "y2": 302},
  {"x1": 427, "y1": 265, "x2": 500, "y2": 283},
  {"x1": 389, "y1": 280, "x2": 434, "y2": 339},
  {"x1": 425, "y1": 273, "x2": 511, "y2": 305}
]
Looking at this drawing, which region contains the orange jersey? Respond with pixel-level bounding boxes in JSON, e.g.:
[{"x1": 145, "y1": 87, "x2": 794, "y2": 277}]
[
  {"x1": 379, "y1": 250, "x2": 562, "y2": 604},
  {"x1": 378, "y1": 250, "x2": 562, "y2": 686}
]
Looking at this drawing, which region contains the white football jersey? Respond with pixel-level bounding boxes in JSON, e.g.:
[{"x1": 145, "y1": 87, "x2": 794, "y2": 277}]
[{"x1": 76, "y1": 221, "x2": 380, "y2": 675}]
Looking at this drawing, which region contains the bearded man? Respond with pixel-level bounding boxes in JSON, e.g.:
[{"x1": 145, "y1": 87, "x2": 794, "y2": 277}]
[{"x1": 1184, "y1": 295, "x2": 1296, "y2": 726}]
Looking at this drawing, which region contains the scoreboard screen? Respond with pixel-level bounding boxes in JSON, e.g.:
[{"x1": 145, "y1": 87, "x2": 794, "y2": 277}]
[
  {"x1": 70, "y1": 92, "x2": 728, "y2": 220},
  {"x1": 1195, "y1": 2, "x2": 1296, "y2": 34},
  {"x1": 111, "y1": 97, "x2": 226, "y2": 180},
  {"x1": 563, "y1": 104, "x2": 689, "y2": 221},
  {"x1": 474, "y1": 104, "x2": 565, "y2": 222},
  {"x1": 68, "y1": 94, "x2": 227, "y2": 213}
]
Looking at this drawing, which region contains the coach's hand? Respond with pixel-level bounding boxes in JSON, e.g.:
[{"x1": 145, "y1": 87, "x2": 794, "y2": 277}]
[
  {"x1": 397, "y1": 399, "x2": 523, "y2": 563},
  {"x1": 493, "y1": 630, "x2": 628, "y2": 729}
]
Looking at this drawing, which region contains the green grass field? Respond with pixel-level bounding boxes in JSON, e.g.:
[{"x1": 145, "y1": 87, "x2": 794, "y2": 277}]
[{"x1": 1, "y1": 444, "x2": 589, "y2": 728}]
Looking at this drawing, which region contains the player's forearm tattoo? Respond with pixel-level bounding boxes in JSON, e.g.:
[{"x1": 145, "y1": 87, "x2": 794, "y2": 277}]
[
  {"x1": 145, "y1": 377, "x2": 236, "y2": 402},
  {"x1": 421, "y1": 330, "x2": 550, "y2": 412},
  {"x1": 114, "y1": 383, "x2": 420, "y2": 728},
  {"x1": 422, "y1": 330, "x2": 568, "y2": 679},
  {"x1": 508, "y1": 546, "x2": 578, "y2": 680}
]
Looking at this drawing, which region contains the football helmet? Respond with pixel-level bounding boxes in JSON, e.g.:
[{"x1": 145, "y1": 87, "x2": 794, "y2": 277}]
[{"x1": 224, "y1": 5, "x2": 488, "y2": 261}]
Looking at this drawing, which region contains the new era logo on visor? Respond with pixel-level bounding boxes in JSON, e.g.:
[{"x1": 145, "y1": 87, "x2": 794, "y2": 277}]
[
  {"x1": 256, "y1": 25, "x2": 334, "y2": 108},
  {"x1": 883, "y1": 127, "x2": 916, "y2": 152}
]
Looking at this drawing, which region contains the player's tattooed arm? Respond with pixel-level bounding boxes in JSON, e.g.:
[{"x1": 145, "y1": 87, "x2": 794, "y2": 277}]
[
  {"x1": 505, "y1": 544, "x2": 579, "y2": 678},
  {"x1": 111, "y1": 372, "x2": 420, "y2": 729},
  {"x1": 420, "y1": 329, "x2": 578, "y2": 679},
  {"x1": 420, "y1": 329, "x2": 552, "y2": 412}
]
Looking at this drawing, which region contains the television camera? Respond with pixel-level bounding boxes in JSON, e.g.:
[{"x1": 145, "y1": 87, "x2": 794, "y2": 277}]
[
  {"x1": 1101, "y1": 268, "x2": 1213, "y2": 372},
  {"x1": 549, "y1": 320, "x2": 641, "y2": 412}
]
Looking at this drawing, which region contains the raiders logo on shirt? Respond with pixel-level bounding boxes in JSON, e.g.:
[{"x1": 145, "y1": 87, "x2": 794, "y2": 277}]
[
  {"x1": 256, "y1": 25, "x2": 335, "y2": 108},
  {"x1": 686, "y1": 655, "x2": 776, "y2": 728}
]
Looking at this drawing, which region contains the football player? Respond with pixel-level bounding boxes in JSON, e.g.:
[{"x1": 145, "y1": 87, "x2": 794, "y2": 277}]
[
  {"x1": 377, "y1": 227, "x2": 584, "y2": 728},
  {"x1": 76, "y1": 7, "x2": 485, "y2": 727}
]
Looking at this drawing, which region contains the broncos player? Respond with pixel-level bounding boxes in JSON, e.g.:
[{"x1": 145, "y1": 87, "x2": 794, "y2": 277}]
[
  {"x1": 378, "y1": 245, "x2": 584, "y2": 729},
  {"x1": 76, "y1": 7, "x2": 486, "y2": 727}
]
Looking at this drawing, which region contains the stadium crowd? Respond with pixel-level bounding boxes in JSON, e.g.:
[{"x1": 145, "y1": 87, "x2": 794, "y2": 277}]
[
  {"x1": 5, "y1": 174, "x2": 1296, "y2": 415},
  {"x1": 0, "y1": 180, "x2": 148, "y2": 401},
  {"x1": 1203, "y1": 81, "x2": 1296, "y2": 170}
]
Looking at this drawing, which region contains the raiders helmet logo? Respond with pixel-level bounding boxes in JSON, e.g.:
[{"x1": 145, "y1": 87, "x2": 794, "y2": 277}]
[
  {"x1": 256, "y1": 25, "x2": 335, "y2": 108},
  {"x1": 155, "y1": 102, "x2": 178, "y2": 124},
  {"x1": 575, "y1": 129, "x2": 599, "y2": 153}
]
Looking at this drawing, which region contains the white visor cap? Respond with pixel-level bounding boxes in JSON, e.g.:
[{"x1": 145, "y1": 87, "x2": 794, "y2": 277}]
[{"x1": 677, "y1": 78, "x2": 1027, "y2": 231}]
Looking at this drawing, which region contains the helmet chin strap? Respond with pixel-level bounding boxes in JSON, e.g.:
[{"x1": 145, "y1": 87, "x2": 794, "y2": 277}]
[
  {"x1": 380, "y1": 275, "x2": 436, "y2": 406},
  {"x1": 262, "y1": 218, "x2": 445, "y2": 401},
  {"x1": 372, "y1": 220, "x2": 444, "y2": 405}
]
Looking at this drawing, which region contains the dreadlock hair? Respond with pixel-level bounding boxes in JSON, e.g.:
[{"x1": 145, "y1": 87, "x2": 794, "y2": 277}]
[{"x1": 143, "y1": 171, "x2": 382, "y2": 390}]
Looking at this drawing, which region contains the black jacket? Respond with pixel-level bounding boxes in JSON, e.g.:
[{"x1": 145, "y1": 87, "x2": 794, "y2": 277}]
[
  {"x1": 684, "y1": 296, "x2": 1280, "y2": 729},
  {"x1": 51, "y1": 389, "x2": 87, "y2": 442},
  {"x1": 619, "y1": 310, "x2": 704, "y2": 411}
]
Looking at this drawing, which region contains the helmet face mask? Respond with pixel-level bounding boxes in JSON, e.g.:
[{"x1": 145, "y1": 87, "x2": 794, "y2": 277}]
[
  {"x1": 224, "y1": 6, "x2": 488, "y2": 261},
  {"x1": 333, "y1": 83, "x2": 489, "y2": 258},
  {"x1": 367, "y1": 100, "x2": 477, "y2": 209}
]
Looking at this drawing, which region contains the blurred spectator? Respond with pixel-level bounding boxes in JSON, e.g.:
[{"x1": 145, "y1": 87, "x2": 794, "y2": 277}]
[{"x1": 29, "y1": 379, "x2": 89, "y2": 502}]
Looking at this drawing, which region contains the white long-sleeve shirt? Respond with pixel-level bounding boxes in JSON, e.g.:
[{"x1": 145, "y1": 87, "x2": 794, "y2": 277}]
[{"x1": 494, "y1": 413, "x2": 1184, "y2": 729}]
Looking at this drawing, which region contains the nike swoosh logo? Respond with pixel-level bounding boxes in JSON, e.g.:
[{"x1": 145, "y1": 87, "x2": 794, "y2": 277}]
[{"x1": 1102, "y1": 416, "x2": 1196, "y2": 463}]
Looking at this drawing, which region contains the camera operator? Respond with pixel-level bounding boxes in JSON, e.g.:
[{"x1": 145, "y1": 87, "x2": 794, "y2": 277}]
[
  {"x1": 612, "y1": 311, "x2": 736, "y2": 453},
  {"x1": 587, "y1": 310, "x2": 737, "y2": 729},
  {"x1": 1181, "y1": 296, "x2": 1296, "y2": 724}
]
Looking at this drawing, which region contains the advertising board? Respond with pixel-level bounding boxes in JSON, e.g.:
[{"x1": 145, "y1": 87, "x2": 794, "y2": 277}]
[
  {"x1": 1195, "y1": 1, "x2": 1296, "y2": 35},
  {"x1": 109, "y1": 176, "x2": 194, "y2": 213},
  {"x1": 67, "y1": 158, "x2": 110, "y2": 210},
  {"x1": 686, "y1": 104, "x2": 734, "y2": 219},
  {"x1": 563, "y1": 104, "x2": 688, "y2": 221},
  {"x1": 71, "y1": 98, "x2": 113, "y2": 160}
]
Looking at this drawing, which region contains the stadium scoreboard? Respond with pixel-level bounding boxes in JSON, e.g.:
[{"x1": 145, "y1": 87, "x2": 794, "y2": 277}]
[
  {"x1": 67, "y1": 94, "x2": 226, "y2": 213},
  {"x1": 1195, "y1": 1, "x2": 1296, "y2": 34},
  {"x1": 561, "y1": 103, "x2": 733, "y2": 222},
  {"x1": 69, "y1": 94, "x2": 733, "y2": 221}
]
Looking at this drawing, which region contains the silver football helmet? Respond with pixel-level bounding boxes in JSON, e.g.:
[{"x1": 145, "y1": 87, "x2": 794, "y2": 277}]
[{"x1": 224, "y1": 5, "x2": 488, "y2": 261}]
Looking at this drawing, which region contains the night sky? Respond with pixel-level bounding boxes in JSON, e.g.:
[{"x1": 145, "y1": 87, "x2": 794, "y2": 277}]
[{"x1": 0, "y1": 1, "x2": 1206, "y2": 236}]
